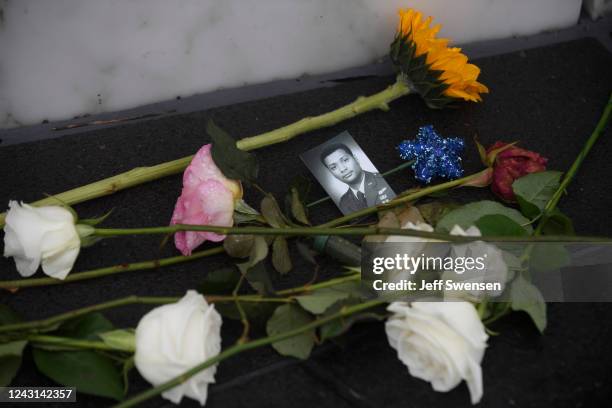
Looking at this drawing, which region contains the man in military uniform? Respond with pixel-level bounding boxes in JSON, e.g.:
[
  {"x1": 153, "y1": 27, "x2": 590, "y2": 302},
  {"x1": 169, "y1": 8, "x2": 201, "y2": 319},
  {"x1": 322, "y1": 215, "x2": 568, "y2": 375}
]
[{"x1": 320, "y1": 143, "x2": 395, "y2": 214}]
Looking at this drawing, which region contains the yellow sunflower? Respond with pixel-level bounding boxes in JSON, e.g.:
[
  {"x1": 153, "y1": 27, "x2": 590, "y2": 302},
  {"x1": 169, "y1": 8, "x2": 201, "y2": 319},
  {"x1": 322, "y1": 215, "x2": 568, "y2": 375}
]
[{"x1": 391, "y1": 9, "x2": 488, "y2": 107}]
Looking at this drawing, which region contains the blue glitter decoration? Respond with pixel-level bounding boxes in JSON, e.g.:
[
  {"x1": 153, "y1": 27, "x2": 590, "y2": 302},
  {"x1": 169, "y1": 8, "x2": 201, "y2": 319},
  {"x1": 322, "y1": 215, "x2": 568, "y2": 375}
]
[{"x1": 397, "y1": 125, "x2": 465, "y2": 184}]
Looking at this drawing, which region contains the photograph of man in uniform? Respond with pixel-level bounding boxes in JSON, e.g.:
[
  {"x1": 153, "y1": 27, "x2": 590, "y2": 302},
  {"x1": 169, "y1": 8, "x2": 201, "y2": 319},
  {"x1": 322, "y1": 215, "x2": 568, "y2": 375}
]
[{"x1": 301, "y1": 131, "x2": 396, "y2": 215}]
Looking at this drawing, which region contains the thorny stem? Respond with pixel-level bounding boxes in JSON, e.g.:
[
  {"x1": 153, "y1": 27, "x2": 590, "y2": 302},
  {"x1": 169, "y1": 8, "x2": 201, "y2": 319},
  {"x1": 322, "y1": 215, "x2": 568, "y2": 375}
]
[
  {"x1": 0, "y1": 80, "x2": 411, "y2": 228},
  {"x1": 112, "y1": 300, "x2": 384, "y2": 408}
]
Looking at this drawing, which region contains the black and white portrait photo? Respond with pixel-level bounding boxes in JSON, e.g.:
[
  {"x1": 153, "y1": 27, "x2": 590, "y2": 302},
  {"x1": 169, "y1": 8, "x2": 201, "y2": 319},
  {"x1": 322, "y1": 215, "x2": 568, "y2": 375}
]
[{"x1": 301, "y1": 131, "x2": 396, "y2": 215}]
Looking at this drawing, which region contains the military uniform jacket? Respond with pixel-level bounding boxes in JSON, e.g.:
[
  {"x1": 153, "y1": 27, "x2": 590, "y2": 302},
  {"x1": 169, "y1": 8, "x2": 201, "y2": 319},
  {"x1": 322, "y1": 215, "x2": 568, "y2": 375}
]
[{"x1": 337, "y1": 171, "x2": 393, "y2": 214}]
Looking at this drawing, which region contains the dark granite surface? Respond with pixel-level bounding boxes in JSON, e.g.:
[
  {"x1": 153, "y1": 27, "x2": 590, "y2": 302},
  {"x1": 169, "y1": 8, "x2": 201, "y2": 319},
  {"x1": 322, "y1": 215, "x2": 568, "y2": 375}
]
[{"x1": 1, "y1": 38, "x2": 612, "y2": 407}]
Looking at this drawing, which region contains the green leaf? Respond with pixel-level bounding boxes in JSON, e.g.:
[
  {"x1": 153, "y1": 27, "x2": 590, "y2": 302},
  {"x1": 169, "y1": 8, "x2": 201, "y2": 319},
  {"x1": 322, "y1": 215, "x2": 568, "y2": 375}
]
[
  {"x1": 0, "y1": 340, "x2": 27, "y2": 359},
  {"x1": 200, "y1": 267, "x2": 242, "y2": 295},
  {"x1": 529, "y1": 244, "x2": 571, "y2": 273},
  {"x1": 296, "y1": 282, "x2": 361, "y2": 314},
  {"x1": 289, "y1": 175, "x2": 312, "y2": 204},
  {"x1": 235, "y1": 199, "x2": 260, "y2": 216},
  {"x1": 418, "y1": 201, "x2": 460, "y2": 226},
  {"x1": 319, "y1": 299, "x2": 387, "y2": 342},
  {"x1": 33, "y1": 349, "x2": 124, "y2": 400},
  {"x1": 80, "y1": 235, "x2": 105, "y2": 248},
  {"x1": 297, "y1": 290, "x2": 349, "y2": 315},
  {"x1": 237, "y1": 236, "x2": 273, "y2": 294},
  {"x1": 121, "y1": 357, "x2": 134, "y2": 396},
  {"x1": 75, "y1": 224, "x2": 96, "y2": 239},
  {"x1": 485, "y1": 142, "x2": 518, "y2": 167},
  {"x1": 98, "y1": 329, "x2": 135, "y2": 353},
  {"x1": 215, "y1": 302, "x2": 278, "y2": 327},
  {"x1": 501, "y1": 251, "x2": 522, "y2": 282},
  {"x1": 234, "y1": 212, "x2": 261, "y2": 225},
  {"x1": 272, "y1": 237, "x2": 292, "y2": 275},
  {"x1": 208, "y1": 120, "x2": 259, "y2": 183},
  {"x1": 289, "y1": 187, "x2": 310, "y2": 225},
  {"x1": 296, "y1": 240, "x2": 318, "y2": 266},
  {"x1": 510, "y1": 275, "x2": 547, "y2": 333},
  {"x1": 475, "y1": 214, "x2": 529, "y2": 237},
  {"x1": 436, "y1": 200, "x2": 532, "y2": 234},
  {"x1": 233, "y1": 199, "x2": 261, "y2": 224},
  {"x1": 261, "y1": 195, "x2": 288, "y2": 228},
  {"x1": 242, "y1": 262, "x2": 275, "y2": 295},
  {"x1": 540, "y1": 209, "x2": 575, "y2": 235},
  {"x1": 474, "y1": 136, "x2": 488, "y2": 166},
  {"x1": 79, "y1": 208, "x2": 114, "y2": 226},
  {"x1": 515, "y1": 197, "x2": 540, "y2": 221},
  {"x1": 482, "y1": 300, "x2": 511, "y2": 324},
  {"x1": 513, "y1": 171, "x2": 563, "y2": 218},
  {"x1": 0, "y1": 340, "x2": 27, "y2": 386},
  {"x1": 58, "y1": 313, "x2": 114, "y2": 340},
  {"x1": 239, "y1": 236, "x2": 269, "y2": 269},
  {"x1": 266, "y1": 304, "x2": 314, "y2": 359}
]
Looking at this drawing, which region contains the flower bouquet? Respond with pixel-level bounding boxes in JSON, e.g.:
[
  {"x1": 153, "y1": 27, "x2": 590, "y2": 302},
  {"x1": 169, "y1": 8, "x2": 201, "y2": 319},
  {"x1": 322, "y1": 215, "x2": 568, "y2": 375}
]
[{"x1": 1, "y1": 8, "x2": 612, "y2": 407}]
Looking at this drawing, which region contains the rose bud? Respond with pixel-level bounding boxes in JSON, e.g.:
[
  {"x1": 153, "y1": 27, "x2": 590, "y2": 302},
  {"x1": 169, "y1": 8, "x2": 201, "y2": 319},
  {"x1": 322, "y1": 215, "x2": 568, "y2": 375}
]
[
  {"x1": 171, "y1": 144, "x2": 242, "y2": 255},
  {"x1": 486, "y1": 141, "x2": 548, "y2": 202}
]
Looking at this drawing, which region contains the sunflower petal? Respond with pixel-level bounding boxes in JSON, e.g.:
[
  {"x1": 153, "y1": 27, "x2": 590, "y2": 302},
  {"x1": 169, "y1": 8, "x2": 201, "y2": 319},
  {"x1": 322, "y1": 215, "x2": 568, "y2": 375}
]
[{"x1": 391, "y1": 8, "x2": 488, "y2": 107}]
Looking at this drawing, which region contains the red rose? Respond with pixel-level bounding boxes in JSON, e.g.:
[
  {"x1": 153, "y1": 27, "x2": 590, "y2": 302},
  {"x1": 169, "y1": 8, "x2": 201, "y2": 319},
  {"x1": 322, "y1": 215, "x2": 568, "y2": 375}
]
[{"x1": 486, "y1": 141, "x2": 548, "y2": 202}]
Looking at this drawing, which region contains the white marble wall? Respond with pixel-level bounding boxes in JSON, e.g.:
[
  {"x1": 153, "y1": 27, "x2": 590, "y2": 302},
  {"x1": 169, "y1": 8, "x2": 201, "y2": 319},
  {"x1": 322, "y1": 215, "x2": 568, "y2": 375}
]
[{"x1": 0, "y1": 0, "x2": 582, "y2": 128}]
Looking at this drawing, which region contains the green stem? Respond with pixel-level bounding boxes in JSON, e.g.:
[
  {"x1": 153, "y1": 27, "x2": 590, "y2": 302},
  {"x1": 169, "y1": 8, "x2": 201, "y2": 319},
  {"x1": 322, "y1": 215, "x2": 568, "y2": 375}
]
[
  {"x1": 541, "y1": 92, "x2": 612, "y2": 222},
  {"x1": 0, "y1": 296, "x2": 174, "y2": 334},
  {"x1": 492, "y1": 93, "x2": 612, "y2": 326},
  {"x1": 0, "y1": 295, "x2": 291, "y2": 334},
  {"x1": 0, "y1": 247, "x2": 224, "y2": 289},
  {"x1": 477, "y1": 298, "x2": 488, "y2": 319},
  {"x1": 235, "y1": 80, "x2": 410, "y2": 150},
  {"x1": 2, "y1": 167, "x2": 487, "y2": 290},
  {"x1": 0, "y1": 274, "x2": 360, "y2": 334},
  {"x1": 92, "y1": 168, "x2": 485, "y2": 238},
  {"x1": 0, "y1": 156, "x2": 194, "y2": 228},
  {"x1": 319, "y1": 169, "x2": 491, "y2": 228},
  {"x1": 92, "y1": 222, "x2": 610, "y2": 243},
  {"x1": 232, "y1": 265, "x2": 250, "y2": 344},
  {"x1": 113, "y1": 299, "x2": 384, "y2": 408},
  {"x1": 28, "y1": 335, "x2": 117, "y2": 351},
  {"x1": 0, "y1": 240, "x2": 361, "y2": 292},
  {"x1": 276, "y1": 273, "x2": 360, "y2": 296},
  {"x1": 0, "y1": 80, "x2": 411, "y2": 228}
]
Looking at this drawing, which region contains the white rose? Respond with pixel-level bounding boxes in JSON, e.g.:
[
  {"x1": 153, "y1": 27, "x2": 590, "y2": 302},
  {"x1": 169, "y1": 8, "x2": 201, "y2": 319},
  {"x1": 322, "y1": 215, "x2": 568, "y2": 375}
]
[
  {"x1": 385, "y1": 220, "x2": 435, "y2": 276},
  {"x1": 386, "y1": 220, "x2": 435, "y2": 244},
  {"x1": 135, "y1": 290, "x2": 222, "y2": 406},
  {"x1": 443, "y1": 225, "x2": 508, "y2": 301},
  {"x1": 385, "y1": 301, "x2": 488, "y2": 404},
  {"x1": 3, "y1": 201, "x2": 81, "y2": 280},
  {"x1": 375, "y1": 221, "x2": 437, "y2": 298}
]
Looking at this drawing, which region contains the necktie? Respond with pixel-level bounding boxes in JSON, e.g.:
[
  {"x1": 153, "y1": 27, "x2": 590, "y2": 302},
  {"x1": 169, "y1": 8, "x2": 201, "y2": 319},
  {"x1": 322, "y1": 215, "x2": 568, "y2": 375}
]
[{"x1": 356, "y1": 191, "x2": 366, "y2": 207}]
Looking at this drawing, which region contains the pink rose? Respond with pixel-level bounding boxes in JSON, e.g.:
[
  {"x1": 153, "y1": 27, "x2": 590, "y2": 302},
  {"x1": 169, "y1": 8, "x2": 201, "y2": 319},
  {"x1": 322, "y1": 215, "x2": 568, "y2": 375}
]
[
  {"x1": 171, "y1": 144, "x2": 242, "y2": 255},
  {"x1": 486, "y1": 141, "x2": 548, "y2": 202}
]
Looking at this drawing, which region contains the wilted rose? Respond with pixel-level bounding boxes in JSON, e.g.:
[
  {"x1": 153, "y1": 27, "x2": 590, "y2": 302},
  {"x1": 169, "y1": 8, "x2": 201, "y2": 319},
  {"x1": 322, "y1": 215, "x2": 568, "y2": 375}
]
[
  {"x1": 487, "y1": 141, "x2": 547, "y2": 201},
  {"x1": 171, "y1": 144, "x2": 242, "y2": 255}
]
